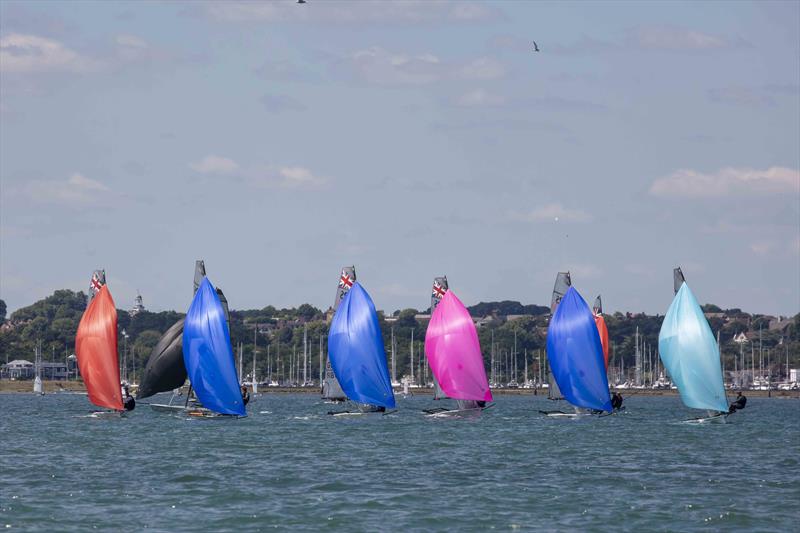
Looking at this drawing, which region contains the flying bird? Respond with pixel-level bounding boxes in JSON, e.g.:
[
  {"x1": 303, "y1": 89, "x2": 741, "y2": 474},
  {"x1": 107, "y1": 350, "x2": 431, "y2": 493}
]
[
  {"x1": 533, "y1": 40, "x2": 540, "y2": 52},
  {"x1": 297, "y1": 0, "x2": 306, "y2": 4}
]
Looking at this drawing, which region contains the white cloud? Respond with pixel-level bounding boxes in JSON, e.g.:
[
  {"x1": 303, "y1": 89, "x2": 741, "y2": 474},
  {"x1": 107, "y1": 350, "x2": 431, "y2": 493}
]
[
  {"x1": 511, "y1": 203, "x2": 592, "y2": 223},
  {"x1": 115, "y1": 34, "x2": 148, "y2": 49},
  {"x1": 454, "y1": 88, "x2": 505, "y2": 107},
  {"x1": 633, "y1": 26, "x2": 731, "y2": 50},
  {"x1": 708, "y1": 87, "x2": 774, "y2": 107},
  {"x1": 649, "y1": 166, "x2": 799, "y2": 198},
  {"x1": 0, "y1": 33, "x2": 99, "y2": 73},
  {"x1": 21, "y1": 173, "x2": 110, "y2": 205},
  {"x1": 204, "y1": 1, "x2": 500, "y2": 24},
  {"x1": 251, "y1": 166, "x2": 328, "y2": 189},
  {"x1": 345, "y1": 47, "x2": 506, "y2": 86},
  {"x1": 189, "y1": 155, "x2": 240, "y2": 175}
]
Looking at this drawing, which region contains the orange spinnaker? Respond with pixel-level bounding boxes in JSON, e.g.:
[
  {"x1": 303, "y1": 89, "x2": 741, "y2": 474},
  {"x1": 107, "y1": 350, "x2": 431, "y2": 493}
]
[
  {"x1": 76, "y1": 286, "x2": 123, "y2": 410},
  {"x1": 594, "y1": 314, "x2": 610, "y2": 369}
]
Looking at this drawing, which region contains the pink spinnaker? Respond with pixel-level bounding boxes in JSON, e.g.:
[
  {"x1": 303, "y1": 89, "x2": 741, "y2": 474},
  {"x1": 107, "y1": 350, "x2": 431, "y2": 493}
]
[{"x1": 425, "y1": 290, "x2": 493, "y2": 402}]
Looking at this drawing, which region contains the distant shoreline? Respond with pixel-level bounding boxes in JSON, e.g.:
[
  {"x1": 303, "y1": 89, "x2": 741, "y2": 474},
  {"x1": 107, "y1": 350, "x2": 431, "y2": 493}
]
[{"x1": 1, "y1": 379, "x2": 797, "y2": 398}]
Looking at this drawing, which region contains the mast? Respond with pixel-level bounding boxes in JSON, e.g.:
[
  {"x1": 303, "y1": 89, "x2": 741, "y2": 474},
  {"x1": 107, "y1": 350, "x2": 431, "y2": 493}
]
[
  {"x1": 238, "y1": 342, "x2": 243, "y2": 383},
  {"x1": 635, "y1": 326, "x2": 642, "y2": 386},
  {"x1": 410, "y1": 328, "x2": 415, "y2": 385},
  {"x1": 252, "y1": 325, "x2": 258, "y2": 394},
  {"x1": 319, "y1": 335, "x2": 323, "y2": 385},
  {"x1": 391, "y1": 327, "x2": 396, "y2": 384},
  {"x1": 303, "y1": 324, "x2": 308, "y2": 386}
]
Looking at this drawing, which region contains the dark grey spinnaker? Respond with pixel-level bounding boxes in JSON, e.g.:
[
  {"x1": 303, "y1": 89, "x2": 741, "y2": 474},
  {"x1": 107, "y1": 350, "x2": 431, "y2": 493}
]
[
  {"x1": 137, "y1": 318, "x2": 186, "y2": 399},
  {"x1": 321, "y1": 266, "x2": 354, "y2": 401},
  {"x1": 547, "y1": 271, "x2": 571, "y2": 401},
  {"x1": 87, "y1": 270, "x2": 106, "y2": 306},
  {"x1": 429, "y1": 276, "x2": 449, "y2": 401},
  {"x1": 138, "y1": 260, "x2": 229, "y2": 400},
  {"x1": 673, "y1": 267, "x2": 685, "y2": 295}
]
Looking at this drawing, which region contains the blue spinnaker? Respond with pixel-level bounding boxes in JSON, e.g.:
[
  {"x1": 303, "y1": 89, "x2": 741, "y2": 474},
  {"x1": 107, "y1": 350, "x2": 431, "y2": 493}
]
[
  {"x1": 328, "y1": 282, "x2": 396, "y2": 408},
  {"x1": 546, "y1": 287, "x2": 612, "y2": 412},
  {"x1": 183, "y1": 277, "x2": 246, "y2": 416},
  {"x1": 658, "y1": 282, "x2": 728, "y2": 413}
]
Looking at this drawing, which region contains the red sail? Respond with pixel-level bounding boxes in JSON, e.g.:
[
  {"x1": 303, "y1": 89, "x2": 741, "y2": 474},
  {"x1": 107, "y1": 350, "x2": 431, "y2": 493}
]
[
  {"x1": 594, "y1": 314, "x2": 610, "y2": 369},
  {"x1": 76, "y1": 285, "x2": 123, "y2": 410}
]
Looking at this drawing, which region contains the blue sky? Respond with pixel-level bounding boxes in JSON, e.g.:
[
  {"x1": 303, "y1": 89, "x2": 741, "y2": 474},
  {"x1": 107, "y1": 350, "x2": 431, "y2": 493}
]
[{"x1": 1, "y1": 1, "x2": 798, "y2": 316}]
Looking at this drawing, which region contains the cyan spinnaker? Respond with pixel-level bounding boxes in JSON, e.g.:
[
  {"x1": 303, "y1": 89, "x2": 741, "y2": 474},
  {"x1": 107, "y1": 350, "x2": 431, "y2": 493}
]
[
  {"x1": 546, "y1": 287, "x2": 611, "y2": 412},
  {"x1": 183, "y1": 277, "x2": 245, "y2": 416},
  {"x1": 658, "y1": 281, "x2": 728, "y2": 413},
  {"x1": 328, "y1": 282, "x2": 396, "y2": 408}
]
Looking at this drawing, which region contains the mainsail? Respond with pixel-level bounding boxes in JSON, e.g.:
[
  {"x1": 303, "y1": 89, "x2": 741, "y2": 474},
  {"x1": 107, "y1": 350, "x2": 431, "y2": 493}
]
[
  {"x1": 328, "y1": 282, "x2": 396, "y2": 408},
  {"x1": 87, "y1": 269, "x2": 106, "y2": 306},
  {"x1": 138, "y1": 260, "x2": 220, "y2": 399},
  {"x1": 673, "y1": 267, "x2": 686, "y2": 296},
  {"x1": 658, "y1": 273, "x2": 728, "y2": 413},
  {"x1": 546, "y1": 287, "x2": 612, "y2": 412},
  {"x1": 425, "y1": 290, "x2": 492, "y2": 402},
  {"x1": 183, "y1": 277, "x2": 245, "y2": 416},
  {"x1": 75, "y1": 283, "x2": 123, "y2": 410},
  {"x1": 593, "y1": 295, "x2": 610, "y2": 369},
  {"x1": 429, "y1": 276, "x2": 449, "y2": 400},
  {"x1": 322, "y1": 266, "x2": 353, "y2": 400},
  {"x1": 547, "y1": 272, "x2": 571, "y2": 400}
]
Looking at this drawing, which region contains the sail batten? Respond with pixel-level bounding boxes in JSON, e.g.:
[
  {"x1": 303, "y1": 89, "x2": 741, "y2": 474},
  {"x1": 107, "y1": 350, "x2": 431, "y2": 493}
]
[
  {"x1": 425, "y1": 290, "x2": 492, "y2": 402},
  {"x1": 328, "y1": 282, "x2": 395, "y2": 408},
  {"x1": 658, "y1": 281, "x2": 728, "y2": 413},
  {"x1": 546, "y1": 287, "x2": 611, "y2": 412}
]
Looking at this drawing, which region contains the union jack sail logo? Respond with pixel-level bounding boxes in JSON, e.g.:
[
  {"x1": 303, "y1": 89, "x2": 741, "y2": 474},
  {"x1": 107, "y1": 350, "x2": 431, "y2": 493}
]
[
  {"x1": 431, "y1": 280, "x2": 446, "y2": 300},
  {"x1": 338, "y1": 271, "x2": 354, "y2": 291},
  {"x1": 90, "y1": 272, "x2": 105, "y2": 293}
]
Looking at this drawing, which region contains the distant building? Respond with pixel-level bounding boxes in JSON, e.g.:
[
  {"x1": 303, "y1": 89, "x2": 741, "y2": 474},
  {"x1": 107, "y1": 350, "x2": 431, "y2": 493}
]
[
  {"x1": 733, "y1": 332, "x2": 748, "y2": 344},
  {"x1": 1, "y1": 359, "x2": 34, "y2": 379},
  {"x1": 130, "y1": 293, "x2": 145, "y2": 316}
]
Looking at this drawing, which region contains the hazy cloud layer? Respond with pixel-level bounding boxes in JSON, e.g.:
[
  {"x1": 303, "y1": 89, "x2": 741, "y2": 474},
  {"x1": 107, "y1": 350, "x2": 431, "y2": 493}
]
[
  {"x1": 0, "y1": 33, "x2": 99, "y2": 73},
  {"x1": 650, "y1": 167, "x2": 800, "y2": 198},
  {"x1": 510, "y1": 204, "x2": 592, "y2": 223}
]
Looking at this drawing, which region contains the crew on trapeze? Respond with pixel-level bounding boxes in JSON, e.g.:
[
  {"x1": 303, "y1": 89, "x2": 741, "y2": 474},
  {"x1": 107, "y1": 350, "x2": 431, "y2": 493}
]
[
  {"x1": 611, "y1": 392, "x2": 624, "y2": 411},
  {"x1": 728, "y1": 392, "x2": 747, "y2": 413},
  {"x1": 123, "y1": 385, "x2": 136, "y2": 411}
]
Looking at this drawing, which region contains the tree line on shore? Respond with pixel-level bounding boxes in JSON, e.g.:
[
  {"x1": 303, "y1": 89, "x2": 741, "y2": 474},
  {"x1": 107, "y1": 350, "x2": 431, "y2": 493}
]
[{"x1": 0, "y1": 290, "x2": 797, "y2": 383}]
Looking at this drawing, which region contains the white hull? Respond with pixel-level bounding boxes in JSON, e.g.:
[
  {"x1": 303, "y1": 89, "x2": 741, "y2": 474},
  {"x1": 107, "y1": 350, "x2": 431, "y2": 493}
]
[
  {"x1": 33, "y1": 376, "x2": 43, "y2": 395},
  {"x1": 425, "y1": 407, "x2": 483, "y2": 418},
  {"x1": 684, "y1": 412, "x2": 728, "y2": 424}
]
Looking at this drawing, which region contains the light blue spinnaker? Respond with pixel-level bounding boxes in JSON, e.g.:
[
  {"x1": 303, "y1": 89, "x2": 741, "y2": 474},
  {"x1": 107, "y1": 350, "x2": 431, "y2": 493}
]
[
  {"x1": 328, "y1": 282, "x2": 396, "y2": 409},
  {"x1": 183, "y1": 277, "x2": 246, "y2": 416},
  {"x1": 546, "y1": 287, "x2": 612, "y2": 412},
  {"x1": 658, "y1": 282, "x2": 728, "y2": 413}
]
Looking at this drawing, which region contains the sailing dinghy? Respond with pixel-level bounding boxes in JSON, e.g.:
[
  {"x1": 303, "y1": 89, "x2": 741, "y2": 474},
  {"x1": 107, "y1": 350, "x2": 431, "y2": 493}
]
[
  {"x1": 423, "y1": 288, "x2": 493, "y2": 417},
  {"x1": 327, "y1": 282, "x2": 396, "y2": 416},
  {"x1": 541, "y1": 286, "x2": 612, "y2": 418},
  {"x1": 658, "y1": 268, "x2": 730, "y2": 423},
  {"x1": 140, "y1": 261, "x2": 236, "y2": 416},
  {"x1": 182, "y1": 276, "x2": 246, "y2": 417},
  {"x1": 593, "y1": 295, "x2": 610, "y2": 369},
  {"x1": 428, "y1": 276, "x2": 449, "y2": 403},
  {"x1": 75, "y1": 272, "x2": 124, "y2": 416},
  {"x1": 321, "y1": 267, "x2": 352, "y2": 403},
  {"x1": 546, "y1": 272, "x2": 571, "y2": 401}
]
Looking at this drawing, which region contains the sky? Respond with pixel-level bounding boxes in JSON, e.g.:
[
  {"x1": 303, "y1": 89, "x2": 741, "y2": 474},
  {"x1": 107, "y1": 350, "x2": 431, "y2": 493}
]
[{"x1": 1, "y1": 0, "x2": 798, "y2": 317}]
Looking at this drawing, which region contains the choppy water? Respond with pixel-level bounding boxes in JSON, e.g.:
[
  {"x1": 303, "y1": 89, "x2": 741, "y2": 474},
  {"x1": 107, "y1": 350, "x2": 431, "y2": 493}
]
[{"x1": 1, "y1": 393, "x2": 798, "y2": 532}]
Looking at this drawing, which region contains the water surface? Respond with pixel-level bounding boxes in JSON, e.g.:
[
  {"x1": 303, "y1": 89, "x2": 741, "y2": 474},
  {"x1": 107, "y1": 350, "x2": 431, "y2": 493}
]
[{"x1": 1, "y1": 393, "x2": 798, "y2": 531}]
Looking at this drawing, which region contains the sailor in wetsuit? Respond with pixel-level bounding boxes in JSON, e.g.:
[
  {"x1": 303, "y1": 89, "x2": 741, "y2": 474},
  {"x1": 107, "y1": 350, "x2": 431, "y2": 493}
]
[
  {"x1": 728, "y1": 392, "x2": 747, "y2": 413},
  {"x1": 241, "y1": 385, "x2": 250, "y2": 406},
  {"x1": 123, "y1": 386, "x2": 136, "y2": 411},
  {"x1": 611, "y1": 392, "x2": 624, "y2": 410}
]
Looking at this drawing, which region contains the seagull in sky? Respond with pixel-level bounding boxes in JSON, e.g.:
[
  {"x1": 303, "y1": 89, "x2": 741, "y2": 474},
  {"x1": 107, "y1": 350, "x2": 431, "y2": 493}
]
[{"x1": 532, "y1": 41, "x2": 540, "y2": 52}]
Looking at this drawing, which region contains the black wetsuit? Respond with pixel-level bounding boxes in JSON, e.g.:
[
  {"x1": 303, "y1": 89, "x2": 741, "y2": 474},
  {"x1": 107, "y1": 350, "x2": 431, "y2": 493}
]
[
  {"x1": 611, "y1": 394, "x2": 623, "y2": 410},
  {"x1": 476, "y1": 401, "x2": 487, "y2": 408},
  {"x1": 242, "y1": 391, "x2": 250, "y2": 406},
  {"x1": 729, "y1": 396, "x2": 746, "y2": 413},
  {"x1": 124, "y1": 396, "x2": 136, "y2": 411}
]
